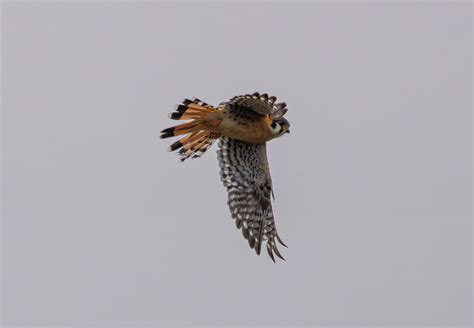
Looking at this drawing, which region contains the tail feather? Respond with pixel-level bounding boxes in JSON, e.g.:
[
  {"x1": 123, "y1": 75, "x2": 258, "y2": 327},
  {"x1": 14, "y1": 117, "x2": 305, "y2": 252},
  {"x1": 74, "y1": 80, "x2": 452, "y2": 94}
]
[
  {"x1": 178, "y1": 134, "x2": 210, "y2": 161},
  {"x1": 169, "y1": 98, "x2": 216, "y2": 121},
  {"x1": 160, "y1": 121, "x2": 200, "y2": 139},
  {"x1": 161, "y1": 98, "x2": 221, "y2": 161}
]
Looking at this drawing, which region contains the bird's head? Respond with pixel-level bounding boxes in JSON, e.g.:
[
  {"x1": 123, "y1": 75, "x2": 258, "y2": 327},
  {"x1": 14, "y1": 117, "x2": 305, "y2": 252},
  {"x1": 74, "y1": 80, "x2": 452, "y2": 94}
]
[{"x1": 270, "y1": 117, "x2": 290, "y2": 138}]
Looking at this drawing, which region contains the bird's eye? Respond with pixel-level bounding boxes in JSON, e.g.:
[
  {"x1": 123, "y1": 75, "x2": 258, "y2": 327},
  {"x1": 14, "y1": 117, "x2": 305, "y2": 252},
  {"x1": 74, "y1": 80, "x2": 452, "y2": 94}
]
[{"x1": 271, "y1": 121, "x2": 282, "y2": 135}]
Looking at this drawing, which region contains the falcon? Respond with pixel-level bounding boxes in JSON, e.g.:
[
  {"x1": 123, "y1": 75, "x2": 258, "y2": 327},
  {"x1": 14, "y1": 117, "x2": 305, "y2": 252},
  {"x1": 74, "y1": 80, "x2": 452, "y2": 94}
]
[{"x1": 160, "y1": 92, "x2": 290, "y2": 261}]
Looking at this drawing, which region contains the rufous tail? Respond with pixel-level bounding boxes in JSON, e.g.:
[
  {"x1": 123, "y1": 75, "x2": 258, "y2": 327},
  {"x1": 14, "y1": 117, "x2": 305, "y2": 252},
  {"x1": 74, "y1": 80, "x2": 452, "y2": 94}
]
[{"x1": 160, "y1": 98, "x2": 221, "y2": 161}]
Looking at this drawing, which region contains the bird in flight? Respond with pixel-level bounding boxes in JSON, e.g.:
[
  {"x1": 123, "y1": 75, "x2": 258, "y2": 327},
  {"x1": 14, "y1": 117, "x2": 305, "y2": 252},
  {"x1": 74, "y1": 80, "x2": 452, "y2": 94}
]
[{"x1": 160, "y1": 92, "x2": 290, "y2": 261}]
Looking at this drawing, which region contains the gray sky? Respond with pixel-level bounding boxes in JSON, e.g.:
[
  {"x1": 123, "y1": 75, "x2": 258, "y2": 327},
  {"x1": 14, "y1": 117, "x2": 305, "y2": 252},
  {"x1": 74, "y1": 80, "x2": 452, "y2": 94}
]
[{"x1": 2, "y1": 1, "x2": 472, "y2": 327}]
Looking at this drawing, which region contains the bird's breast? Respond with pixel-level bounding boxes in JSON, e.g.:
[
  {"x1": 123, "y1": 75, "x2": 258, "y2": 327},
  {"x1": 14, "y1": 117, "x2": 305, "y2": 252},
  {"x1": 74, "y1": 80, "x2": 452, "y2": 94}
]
[{"x1": 215, "y1": 112, "x2": 273, "y2": 144}]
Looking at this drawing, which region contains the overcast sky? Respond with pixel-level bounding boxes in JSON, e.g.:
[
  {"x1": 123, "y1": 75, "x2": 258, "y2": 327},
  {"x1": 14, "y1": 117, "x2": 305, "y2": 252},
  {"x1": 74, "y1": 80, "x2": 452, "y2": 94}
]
[{"x1": 2, "y1": 1, "x2": 472, "y2": 327}]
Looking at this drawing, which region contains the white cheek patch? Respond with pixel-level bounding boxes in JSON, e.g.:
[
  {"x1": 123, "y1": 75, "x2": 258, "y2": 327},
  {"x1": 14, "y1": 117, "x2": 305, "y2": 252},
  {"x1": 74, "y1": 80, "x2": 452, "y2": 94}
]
[{"x1": 271, "y1": 123, "x2": 282, "y2": 135}]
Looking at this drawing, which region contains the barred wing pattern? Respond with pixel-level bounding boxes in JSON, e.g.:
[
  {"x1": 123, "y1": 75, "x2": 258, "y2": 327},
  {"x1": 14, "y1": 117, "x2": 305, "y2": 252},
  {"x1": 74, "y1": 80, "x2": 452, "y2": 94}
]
[
  {"x1": 217, "y1": 137, "x2": 286, "y2": 261},
  {"x1": 225, "y1": 92, "x2": 288, "y2": 119}
]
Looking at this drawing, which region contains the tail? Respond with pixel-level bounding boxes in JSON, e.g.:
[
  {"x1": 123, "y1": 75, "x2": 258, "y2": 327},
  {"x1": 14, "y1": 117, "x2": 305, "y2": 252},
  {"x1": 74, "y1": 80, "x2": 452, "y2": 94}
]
[{"x1": 160, "y1": 98, "x2": 221, "y2": 161}]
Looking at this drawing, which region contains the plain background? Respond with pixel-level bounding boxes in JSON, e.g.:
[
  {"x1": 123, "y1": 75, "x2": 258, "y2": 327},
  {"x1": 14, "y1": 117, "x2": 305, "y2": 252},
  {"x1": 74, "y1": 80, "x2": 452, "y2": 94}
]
[{"x1": 1, "y1": 1, "x2": 472, "y2": 327}]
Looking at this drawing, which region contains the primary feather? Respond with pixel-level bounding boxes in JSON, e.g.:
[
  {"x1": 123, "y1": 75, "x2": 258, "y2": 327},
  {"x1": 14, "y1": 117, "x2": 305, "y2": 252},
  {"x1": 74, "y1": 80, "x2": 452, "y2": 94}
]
[{"x1": 217, "y1": 137, "x2": 286, "y2": 261}]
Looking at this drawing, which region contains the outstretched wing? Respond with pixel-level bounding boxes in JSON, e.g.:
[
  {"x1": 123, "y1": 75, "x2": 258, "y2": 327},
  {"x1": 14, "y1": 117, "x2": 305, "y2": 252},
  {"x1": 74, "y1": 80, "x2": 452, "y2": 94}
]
[
  {"x1": 217, "y1": 136, "x2": 287, "y2": 261},
  {"x1": 223, "y1": 92, "x2": 288, "y2": 119}
]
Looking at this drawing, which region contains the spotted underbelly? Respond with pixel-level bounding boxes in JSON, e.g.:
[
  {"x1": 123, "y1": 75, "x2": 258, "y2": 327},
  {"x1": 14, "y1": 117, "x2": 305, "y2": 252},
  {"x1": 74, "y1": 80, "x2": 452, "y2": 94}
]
[{"x1": 216, "y1": 115, "x2": 272, "y2": 144}]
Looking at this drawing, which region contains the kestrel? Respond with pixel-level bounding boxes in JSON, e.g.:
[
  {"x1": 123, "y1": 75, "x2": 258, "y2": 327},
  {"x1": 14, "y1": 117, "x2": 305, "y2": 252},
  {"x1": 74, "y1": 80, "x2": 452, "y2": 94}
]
[{"x1": 160, "y1": 92, "x2": 290, "y2": 261}]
